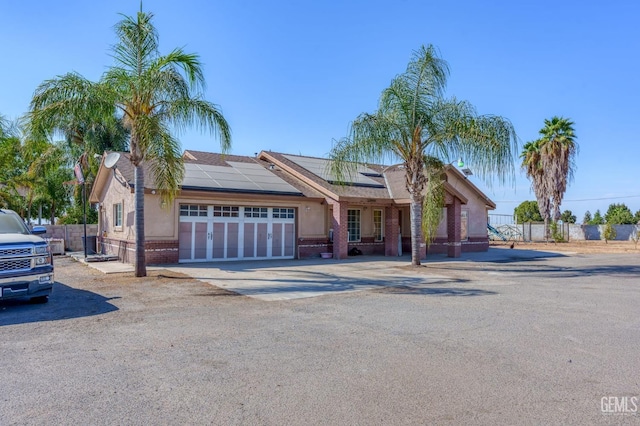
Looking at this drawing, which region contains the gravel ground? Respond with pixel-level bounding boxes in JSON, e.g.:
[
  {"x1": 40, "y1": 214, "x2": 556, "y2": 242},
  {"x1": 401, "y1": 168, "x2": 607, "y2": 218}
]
[{"x1": 1, "y1": 254, "x2": 639, "y2": 425}]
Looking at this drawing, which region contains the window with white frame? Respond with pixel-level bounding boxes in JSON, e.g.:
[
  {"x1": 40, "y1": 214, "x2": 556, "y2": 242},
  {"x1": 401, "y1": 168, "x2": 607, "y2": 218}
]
[
  {"x1": 213, "y1": 205, "x2": 239, "y2": 217},
  {"x1": 373, "y1": 209, "x2": 383, "y2": 241},
  {"x1": 113, "y1": 203, "x2": 123, "y2": 228},
  {"x1": 244, "y1": 207, "x2": 268, "y2": 218},
  {"x1": 180, "y1": 204, "x2": 208, "y2": 217},
  {"x1": 347, "y1": 209, "x2": 361, "y2": 242},
  {"x1": 273, "y1": 208, "x2": 295, "y2": 219}
]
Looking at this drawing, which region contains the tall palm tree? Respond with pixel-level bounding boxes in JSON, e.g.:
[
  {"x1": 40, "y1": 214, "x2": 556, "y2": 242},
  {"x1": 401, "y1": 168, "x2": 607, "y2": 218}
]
[
  {"x1": 521, "y1": 139, "x2": 551, "y2": 232},
  {"x1": 538, "y1": 116, "x2": 577, "y2": 221},
  {"x1": 521, "y1": 117, "x2": 577, "y2": 239},
  {"x1": 330, "y1": 45, "x2": 518, "y2": 266},
  {"x1": 31, "y1": 9, "x2": 231, "y2": 276}
]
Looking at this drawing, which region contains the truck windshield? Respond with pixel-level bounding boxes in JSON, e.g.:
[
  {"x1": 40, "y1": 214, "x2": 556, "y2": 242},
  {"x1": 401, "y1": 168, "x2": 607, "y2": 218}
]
[{"x1": 0, "y1": 212, "x2": 30, "y2": 235}]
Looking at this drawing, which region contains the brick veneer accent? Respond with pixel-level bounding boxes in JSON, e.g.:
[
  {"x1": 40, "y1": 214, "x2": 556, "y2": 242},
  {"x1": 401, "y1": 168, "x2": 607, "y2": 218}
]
[
  {"x1": 349, "y1": 237, "x2": 385, "y2": 255},
  {"x1": 298, "y1": 237, "x2": 331, "y2": 258},
  {"x1": 99, "y1": 237, "x2": 179, "y2": 264},
  {"x1": 384, "y1": 206, "x2": 399, "y2": 256},
  {"x1": 428, "y1": 237, "x2": 489, "y2": 254},
  {"x1": 329, "y1": 200, "x2": 349, "y2": 260},
  {"x1": 463, "y1": 237, "x2": 489, "y2": 252},
  {"x1": 446, "y1": 198, "x2": 462, "y2": 258}
]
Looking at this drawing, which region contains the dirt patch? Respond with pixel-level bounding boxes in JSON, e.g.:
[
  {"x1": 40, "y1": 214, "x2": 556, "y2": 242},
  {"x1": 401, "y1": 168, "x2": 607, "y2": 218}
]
[
  {"x1": 491, "y1": 240, "x2": 640, "y2": 254},
  {"x1": 57, "y1": 256, "x2": 241, "y2": 298}
]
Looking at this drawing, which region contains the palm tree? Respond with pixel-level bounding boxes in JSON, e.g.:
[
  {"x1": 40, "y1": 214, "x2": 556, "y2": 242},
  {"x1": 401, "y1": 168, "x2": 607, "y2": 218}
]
[
  {"x1": 330, "y1": 45, "x2": 518, "y2": 266},
  {"x1": 30, "y1": 9, "x2": 231, "y2": 276},
  {"x1": 0, "y1": 114, "x2": 10, "y2": 138},
  {"x1": 521, "y1": 117, "x2": 577, "y2": 239},
  {"x1": 521, "y1": 139, "x2": 551, "y2": 234},
  {"x1": 538, "y1": 116, "x2": 577, "y2": 221}
]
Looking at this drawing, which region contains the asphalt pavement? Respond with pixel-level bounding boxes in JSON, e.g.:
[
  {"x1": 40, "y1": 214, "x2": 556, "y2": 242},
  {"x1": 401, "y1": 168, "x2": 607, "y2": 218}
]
[{"x1": 2, "y1": 250, "x2": 639, "y2": 425}]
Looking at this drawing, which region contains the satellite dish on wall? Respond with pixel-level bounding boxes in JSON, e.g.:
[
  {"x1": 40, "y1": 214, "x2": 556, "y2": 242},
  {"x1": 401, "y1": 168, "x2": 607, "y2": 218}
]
[{"x1": 104, "y1": 152, "x2": 121, "y2": 169}]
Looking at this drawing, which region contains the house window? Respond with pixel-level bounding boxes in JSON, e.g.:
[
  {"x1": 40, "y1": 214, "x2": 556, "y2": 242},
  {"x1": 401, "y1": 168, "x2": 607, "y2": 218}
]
[
  {"x1": 347, "y1": 209, "x2": 361, "y2": 242},
  {"x1": 213, "y1": 205, "x2": 239, "y2": 217},
  {"x1": 373, "y1": 209, "x2": 383, "y2": 241},
  {"x1": 461, "y1": 210, "x2": 468, "y2": 241},
  {"x1": 113, "y1": 203, "x2": 123, "y2": 228},
  {"x1": 180, "y1": 204, "x2": 208, "y2": 217}
]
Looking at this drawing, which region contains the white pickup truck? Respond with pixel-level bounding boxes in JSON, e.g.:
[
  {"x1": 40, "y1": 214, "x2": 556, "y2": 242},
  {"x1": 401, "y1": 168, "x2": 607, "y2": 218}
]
[{"x1": 0, "y1": 209, "x2": 54, "y2": 303}]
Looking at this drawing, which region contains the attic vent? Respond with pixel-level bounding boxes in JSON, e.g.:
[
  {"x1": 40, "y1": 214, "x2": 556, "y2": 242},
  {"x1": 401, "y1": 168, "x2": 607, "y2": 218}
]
[{"x1": 360, "y1": 172, "x2": 383, "y2": 178}]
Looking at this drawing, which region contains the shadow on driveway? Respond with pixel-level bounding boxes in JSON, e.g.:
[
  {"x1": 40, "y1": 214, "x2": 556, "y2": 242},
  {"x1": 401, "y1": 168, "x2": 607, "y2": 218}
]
[
  {"x1": 376, "y1": 285, "x2": 497, "y2": 296},
  {"x1": 0, "y1": 282, "x2": 119, "y2": 326}
]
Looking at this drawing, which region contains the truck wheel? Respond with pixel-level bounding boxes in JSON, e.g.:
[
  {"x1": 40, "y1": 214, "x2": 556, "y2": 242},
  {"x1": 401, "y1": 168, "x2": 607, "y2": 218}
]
[{"x1": 30, "y1": 296, "x2": 49, "y2": 304}]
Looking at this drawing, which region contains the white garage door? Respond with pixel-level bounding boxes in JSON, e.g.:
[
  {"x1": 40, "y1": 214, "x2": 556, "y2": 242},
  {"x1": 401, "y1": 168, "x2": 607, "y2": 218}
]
[{"x1": 178, "y1": 204, "x2": 296, "y2": 262}]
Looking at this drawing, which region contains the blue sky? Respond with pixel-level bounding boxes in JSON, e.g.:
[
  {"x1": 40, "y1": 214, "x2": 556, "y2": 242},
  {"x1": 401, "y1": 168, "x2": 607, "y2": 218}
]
[{"x1": 2, "y1": 1, "x2": 639, "y2": 219}]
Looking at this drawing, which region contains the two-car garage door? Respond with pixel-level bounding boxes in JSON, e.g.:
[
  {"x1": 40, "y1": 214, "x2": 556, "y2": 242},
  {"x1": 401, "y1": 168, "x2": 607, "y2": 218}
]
[{"x1": 178, "y1": 204, "x2": 296, "y2": 262}]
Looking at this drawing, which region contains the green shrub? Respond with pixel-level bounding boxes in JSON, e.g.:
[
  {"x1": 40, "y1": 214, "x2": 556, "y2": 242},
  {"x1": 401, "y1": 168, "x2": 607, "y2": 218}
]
[
  {"x1": 549, "y1": 221, "x2": 565, "y2": 242},
  {"x1": 631, "y1": 230, "x2": 640, "y2": 249},
  {"x1": 602, "y1": 223, "x2": 616, "y2": 243}
]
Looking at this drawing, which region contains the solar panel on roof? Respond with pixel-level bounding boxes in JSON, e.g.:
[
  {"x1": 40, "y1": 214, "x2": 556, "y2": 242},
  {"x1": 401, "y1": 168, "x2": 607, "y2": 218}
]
[
  {"x1": 283, "y1": 155, "x2": 385, "y2": 188},
  {"x1": 182, "y1": 162, "x2": 302, "y2": 195}
]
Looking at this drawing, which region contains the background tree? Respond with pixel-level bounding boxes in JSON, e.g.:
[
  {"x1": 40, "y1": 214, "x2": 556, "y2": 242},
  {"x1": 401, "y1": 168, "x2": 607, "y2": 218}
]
[
  {"x1": 514, "y1": 200, "x2": 543, "y2": 223},
  {"x1": 0, "y1": 114, "x2": 15, "y2": 139},
  {"x1": 30, "y1": 9, "x2": 231, "y2": 276},
  {"x1": 582, "y1": 210, "x2": 592, "y2": 224},
  {"x1": 522, "y1": 117, "x2": 578, "y2": 238},
  {"x1": 590, "y1": 209, "x2": 605, "y2": 225},
  {"x1": 0, "y1": 118, "x2": 26, "y2": 212},
  {"x1": 604, "y1": 203, "x2": 635, "y2": 224},
  {"x1": 329, "y1": 45, "x2": 518, "y2": 266},
  {"x1": 560, "y1": 210, "x2": 576, "y2": 224},
  {"x1": 634, "y1": 209, "x2": 640, "y2": 224}
]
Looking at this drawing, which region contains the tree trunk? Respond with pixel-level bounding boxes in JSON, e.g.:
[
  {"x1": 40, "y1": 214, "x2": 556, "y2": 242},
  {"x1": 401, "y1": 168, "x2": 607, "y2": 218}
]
[
  {"x1": 134, "y1": 165, "x2": 146, "y2": 277},
  {"x1": 409, "y1": 192, "x2": 423, "y2": 266},
  {"x1": 544, "y1": 216, "x2": 549, "y2": 242}
]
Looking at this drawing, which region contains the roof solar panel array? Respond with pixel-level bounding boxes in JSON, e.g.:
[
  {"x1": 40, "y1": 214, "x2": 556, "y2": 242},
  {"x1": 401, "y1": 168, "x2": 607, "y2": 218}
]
[
  {"x1": 182, "y1": 162, "x2": 302, "y2": 194},
  {"x1": 283, "y1": 154, "x2": 384, "y2": 187}
]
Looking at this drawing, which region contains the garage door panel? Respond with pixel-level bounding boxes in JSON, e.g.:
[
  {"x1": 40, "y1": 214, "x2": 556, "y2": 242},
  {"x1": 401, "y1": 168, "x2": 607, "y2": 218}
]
[
  {"x1": 227, "y1": 223, "x2": 239, "y2": 258},
  {"x1": 272, "y1": 223, "x2": 282, "y2": 257},
  {"x1": 179, "y1": 222, "x2": 193, "y2": 260},
  {"x1": 284, "y1": 223, "x2": 295, "y2": 256},
  {"x1": 194, "y1": 222, "x2": 208, "y2": 259},
  {"x1": 212, "y1": 222, "x2": 225, "y2": 258},
  {"x1": 257, "y1": 223, "x2": 268, "y2": 257},
  {"x1": 244, "y1": 223, "x2": 255, "y2": 258}
]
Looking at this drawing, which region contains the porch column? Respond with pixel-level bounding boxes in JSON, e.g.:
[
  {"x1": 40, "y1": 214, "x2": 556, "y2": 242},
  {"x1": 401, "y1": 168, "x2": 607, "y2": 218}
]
[
  {"x1": 447, "y1": 198, "x2": 462, "y2": 258},
  {"x1": 331, "y1": 201, "x2": 349, "y2": 260},
  {"x1": 384, "y1": 206, "x2": 399, "y2": 256}
]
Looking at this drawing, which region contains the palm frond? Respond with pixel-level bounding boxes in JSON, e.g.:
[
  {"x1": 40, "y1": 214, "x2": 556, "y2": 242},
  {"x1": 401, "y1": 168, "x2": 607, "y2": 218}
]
[{"x1": 145, "y1": 128, "x2": 184, "y2": 206}]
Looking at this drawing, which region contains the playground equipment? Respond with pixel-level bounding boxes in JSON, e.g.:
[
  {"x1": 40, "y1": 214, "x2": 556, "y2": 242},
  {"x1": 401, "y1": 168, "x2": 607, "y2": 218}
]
[{"x1": 488, "y1": 223, "x2": 524, "y2": 242}]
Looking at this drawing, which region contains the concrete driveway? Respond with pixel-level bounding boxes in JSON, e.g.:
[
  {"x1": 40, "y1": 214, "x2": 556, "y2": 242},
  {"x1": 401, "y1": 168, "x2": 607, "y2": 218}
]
[{"x1": 84, "y1": 247, "x2": 567, "y2": 301}]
